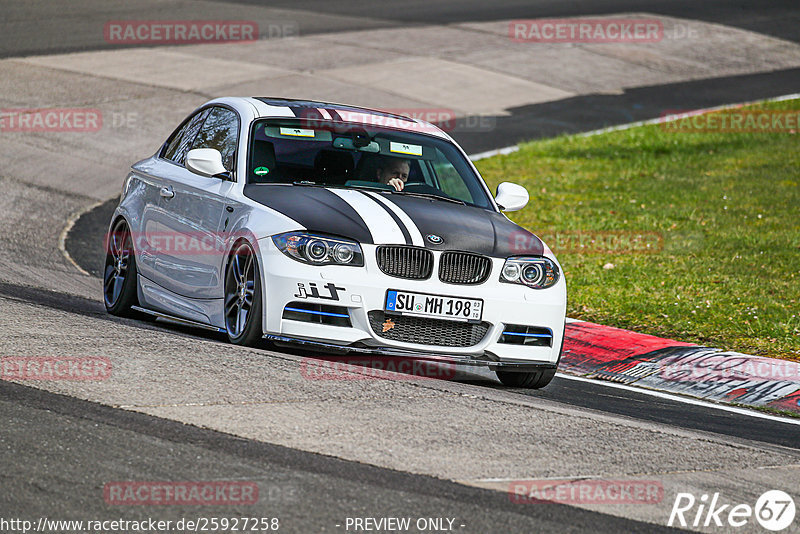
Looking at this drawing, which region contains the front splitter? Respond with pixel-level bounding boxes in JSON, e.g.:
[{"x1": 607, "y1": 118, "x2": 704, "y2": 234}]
[{"x1": 264, "y1": 334, "x2": 557, "y2": 371}]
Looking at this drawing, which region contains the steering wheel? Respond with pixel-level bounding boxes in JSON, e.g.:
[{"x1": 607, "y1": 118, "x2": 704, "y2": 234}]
[{"x1": 402, "y1": 182, "x2": 447, "y2": 196}]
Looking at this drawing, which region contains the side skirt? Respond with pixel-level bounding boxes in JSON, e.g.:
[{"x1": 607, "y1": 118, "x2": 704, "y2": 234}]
[{"x1": 131, "y1": 305, "x2": 227, "y2": 333}]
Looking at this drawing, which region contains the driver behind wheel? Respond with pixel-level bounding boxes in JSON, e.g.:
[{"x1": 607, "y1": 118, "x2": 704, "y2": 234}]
[{"x1": 375, "y1": 157, "x2": 410, "y2": 191}]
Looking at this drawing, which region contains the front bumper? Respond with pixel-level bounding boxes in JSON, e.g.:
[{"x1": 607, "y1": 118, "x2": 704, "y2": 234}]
[
  {"x1": 265, "y1": 334, "x2": 559, "y2": 371},
  {"x1": 258, "y1": 238, "x2": 567, "y2": 367}
]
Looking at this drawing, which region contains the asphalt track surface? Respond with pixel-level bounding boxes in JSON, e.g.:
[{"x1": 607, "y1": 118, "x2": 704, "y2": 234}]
[
  {"x1": 0, "y1": 275, "x2": 797, "y2": 533},
  {"x1": 1, "y1": 379, "x2": 686, "y2": 534},
  {"x1": 3, "y1": 1, "x2": 800, "y2": 533},
  {"x1": 4, "y1": 0, "x2": 799, "y2": 154},
  {"x1": 3, "y1": 0, "x2": 799, "y2": 57},
  {"x1": 61, "y1": 184, "x2": 800, "y2": 445},
  {"x1": 64, "y1": 198, "x2": 800, "y2": 448}
]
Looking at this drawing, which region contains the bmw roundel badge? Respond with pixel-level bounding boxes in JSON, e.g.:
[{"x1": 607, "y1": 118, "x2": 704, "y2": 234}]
[{"x1": 426, "y1": 234, "x2": 443, "y2": 244}]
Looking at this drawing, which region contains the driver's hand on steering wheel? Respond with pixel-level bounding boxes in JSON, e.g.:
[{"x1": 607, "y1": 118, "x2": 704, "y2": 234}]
[{"x1": 388, "y1": 178, "x2": 405, "y2": 191}]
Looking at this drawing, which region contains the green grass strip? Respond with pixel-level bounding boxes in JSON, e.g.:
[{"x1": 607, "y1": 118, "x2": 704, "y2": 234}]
[{"x1": 475, "y1": 98, "x2": 800, "y2": 361}]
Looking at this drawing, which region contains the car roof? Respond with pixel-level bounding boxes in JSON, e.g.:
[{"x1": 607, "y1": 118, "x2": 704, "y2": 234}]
[{"x1": 242, "y1": 96, "x2": 451, "y2": 140}]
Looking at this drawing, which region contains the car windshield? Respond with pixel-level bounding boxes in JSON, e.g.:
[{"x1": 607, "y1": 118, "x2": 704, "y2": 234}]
[{"x1": 247, "y1": 118, "x2": 492, "y2": 208}]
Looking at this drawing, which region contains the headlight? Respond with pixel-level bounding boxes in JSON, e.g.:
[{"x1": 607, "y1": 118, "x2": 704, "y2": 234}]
[
  {"x1": 500, "y1": 256, "x2": 559, "y2": 289},
  {"x1": 272, "y1": 232, "x2": 364, "y2": 266}
]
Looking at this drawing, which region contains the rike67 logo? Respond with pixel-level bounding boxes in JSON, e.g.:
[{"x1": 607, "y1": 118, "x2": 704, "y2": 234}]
[{"x1": 668, "y1": 490, "x2": 795, "y2": 531}]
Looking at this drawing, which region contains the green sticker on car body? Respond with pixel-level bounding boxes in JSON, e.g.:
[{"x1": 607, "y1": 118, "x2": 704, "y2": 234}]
[{"x1": 254, "y1": 166, "x2": 270, "y2": 176}]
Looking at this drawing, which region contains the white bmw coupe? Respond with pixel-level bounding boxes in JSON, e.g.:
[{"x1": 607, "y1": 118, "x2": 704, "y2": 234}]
[{"x1": 104, "y1": 97, "x2": 566, "y2": 388}]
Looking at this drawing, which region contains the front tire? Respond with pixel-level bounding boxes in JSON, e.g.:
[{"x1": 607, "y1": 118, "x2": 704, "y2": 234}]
[
  {"x1": 495, "y1": 368, "x2": 556, "y2": 388},
  {"x1": 224, "y1": 241, "x2": 263, "y2": 347},
  {"x1": 103, "y1": 218, "x2": 139, "y2": 317},
  {"x1": 497, "y1": 322, "x2": 566, "y2": 389}
]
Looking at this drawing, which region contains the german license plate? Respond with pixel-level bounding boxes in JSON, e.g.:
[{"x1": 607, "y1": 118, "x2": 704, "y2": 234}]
[{"x1": 384, "y1": 290, "x2": 483, "y2": 322}]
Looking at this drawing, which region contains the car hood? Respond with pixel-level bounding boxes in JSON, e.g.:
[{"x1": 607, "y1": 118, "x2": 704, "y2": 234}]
[{"x1": 243, "y1": 185, "x2": 543, "y2": 257}]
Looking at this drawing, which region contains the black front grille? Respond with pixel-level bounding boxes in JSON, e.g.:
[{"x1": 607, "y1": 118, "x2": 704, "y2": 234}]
[
  {"x1": 368, "y1": 311, "x2": 490, "y2": 347},
  {"x1": 376, "y1": 246, "x2": 433, "y2": 280},
  {"x1": 438, "y1": 251, "x2": 492, "y2": 284}
]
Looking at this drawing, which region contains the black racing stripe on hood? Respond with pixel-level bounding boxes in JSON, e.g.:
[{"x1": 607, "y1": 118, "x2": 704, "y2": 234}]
[
  {"x1": 379, "y1": 194, "x2": 544, "y2": 257},
  {"x1": 243, "y1": 185, "x2": 374, "y2": 244}
]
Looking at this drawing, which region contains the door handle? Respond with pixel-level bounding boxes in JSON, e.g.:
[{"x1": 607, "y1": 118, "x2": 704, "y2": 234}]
[{"x1": 159, "y1": 186, "x2": 174, "y2": 199}]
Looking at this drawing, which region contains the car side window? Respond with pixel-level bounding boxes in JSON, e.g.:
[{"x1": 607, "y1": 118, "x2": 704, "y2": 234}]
[
  {"x1": 190, "y1": 107, "x2": 239, "y2": 172},
  {"x1": 162, "y1": 109, "x2": 211, "y2": 165}
]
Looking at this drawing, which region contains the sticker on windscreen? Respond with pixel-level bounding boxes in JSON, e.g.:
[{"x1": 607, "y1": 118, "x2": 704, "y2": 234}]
[
  {"x1": 389, "y1": 141, "x2": 423, "y2": 156},
  {"x1": 253, "y1": 166, "x2": 270, "y2": 176},
  {"x1": 279, "y1": 127, "x2": 315, "y2": 137}
]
